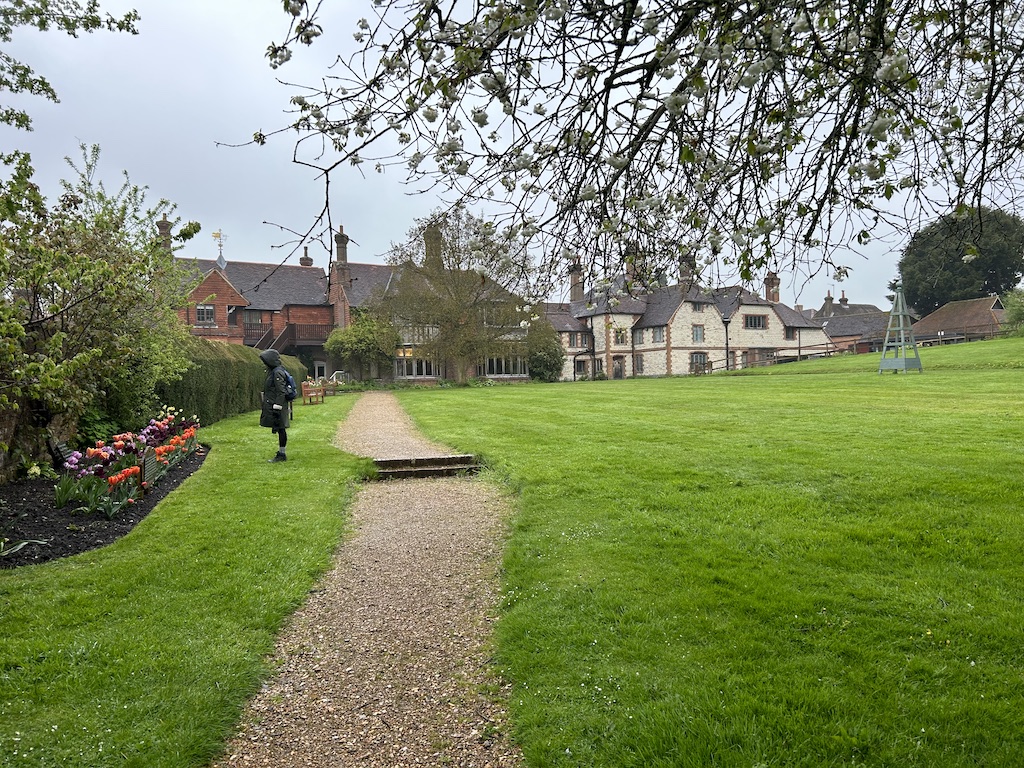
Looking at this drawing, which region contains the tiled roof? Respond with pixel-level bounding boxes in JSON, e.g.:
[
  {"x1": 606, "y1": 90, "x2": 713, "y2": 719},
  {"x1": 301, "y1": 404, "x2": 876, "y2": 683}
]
[
  {"x1": 708, "y1": 286, "x2": 769, "y2": 318},
  {"x1": 913, "y1": 296, "x2": 1006, "y2": 336},
  {"x1": 774, "y1": 302, "x2": 824, "y2": 330},
  {"x1": 820, "y1": 311, "x2": 890, "y2": 340},
  {"x1": 346, "y1": 263, "x2": 396, "y2": 308},
  {"x1": 634, "y1": 284, "x2": 706, "y2": 328},
  {"x1": 575, "y1": 275, "x2": 649, "y2": 317},
  {"x1": 568, "y1": 279, "x2": 818, "y2": 332},
  {"x1": 542, "y1": 302, "x2": 589, "y2": 332},
  {"x1": 816, "y1": 299, "x2": 885, "y2": 317},
  {"x1": 180, "y1": 258, "x2": 328, "y2": 310}
]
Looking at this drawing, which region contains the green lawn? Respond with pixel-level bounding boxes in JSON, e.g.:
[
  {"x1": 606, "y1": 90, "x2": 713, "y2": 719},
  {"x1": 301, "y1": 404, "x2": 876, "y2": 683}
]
[
  {"x1": 2, "y1": 339, "x2": 1022, "y2": 767},
  {"x1": 0, "y1": 395, "x2": 368, "y2": 767},
  {"x1": 397, "y1": 336, "x2": 1024, "y2": 766}
]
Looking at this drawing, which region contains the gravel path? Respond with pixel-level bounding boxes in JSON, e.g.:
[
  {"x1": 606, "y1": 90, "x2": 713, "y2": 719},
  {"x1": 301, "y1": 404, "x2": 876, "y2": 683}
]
[{"x1": 215, "y1": 393, "x2": 522, "y2": 768}]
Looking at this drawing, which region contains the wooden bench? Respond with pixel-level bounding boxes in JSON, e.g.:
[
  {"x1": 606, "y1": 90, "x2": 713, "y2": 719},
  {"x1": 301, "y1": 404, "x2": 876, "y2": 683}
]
[{"x1": 301, "y1": 381, "x2": 325, "y2": 405}]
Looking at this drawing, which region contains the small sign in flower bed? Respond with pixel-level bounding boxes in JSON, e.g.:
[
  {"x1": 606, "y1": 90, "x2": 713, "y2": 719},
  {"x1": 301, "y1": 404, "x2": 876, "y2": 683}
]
[{"x1": 55, "y1": 407, "x2": 202, "y2": 519}]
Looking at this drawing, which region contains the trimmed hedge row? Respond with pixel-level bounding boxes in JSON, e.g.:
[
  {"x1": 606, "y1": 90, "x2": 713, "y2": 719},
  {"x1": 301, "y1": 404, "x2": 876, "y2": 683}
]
[{"x1": 156, "y1": 338, "x2": 306, "y2": 427}]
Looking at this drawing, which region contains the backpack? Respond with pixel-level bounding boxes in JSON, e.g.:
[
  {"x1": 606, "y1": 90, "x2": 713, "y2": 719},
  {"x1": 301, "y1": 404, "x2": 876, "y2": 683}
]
[{"x1": 282, "y1": 369, "x2": 298, "y2": 402}]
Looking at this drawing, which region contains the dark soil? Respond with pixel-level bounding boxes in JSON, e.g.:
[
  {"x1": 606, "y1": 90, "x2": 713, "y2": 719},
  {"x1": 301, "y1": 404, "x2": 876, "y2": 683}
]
[{"x1": 0, "y1": 449, "x2": 208, "y2": 569}]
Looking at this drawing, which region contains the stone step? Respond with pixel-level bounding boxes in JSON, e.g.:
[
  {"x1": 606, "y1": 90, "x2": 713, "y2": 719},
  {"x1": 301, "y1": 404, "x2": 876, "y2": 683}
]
[{"x1": 372, "y1": 454, "x2": 483, "y2": 481}]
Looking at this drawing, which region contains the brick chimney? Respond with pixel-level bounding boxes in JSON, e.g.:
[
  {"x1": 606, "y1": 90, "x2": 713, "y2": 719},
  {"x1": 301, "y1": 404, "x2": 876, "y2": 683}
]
[
  {"x1": 156, "y1": 215, "x2": 172, "y2": 253},
  {"x1": 678, "y1": 251, "x2": 697, "y2": 289},
  {"x1": 823, "y1": 291, "x2": 834, "y2": 317},
  {"x1": 335, "y1": 225, "x2": 349, "y2": 265},
  {"x1": 569, "y1": 259, "x2": 584, "y2": 302},
  {"x1": 764, "y1": 271, "x2": 781, "y2": 303},
  {"x1": 299, "y1": 246, "x2": 313, "y2": 267},
  {"x1": 423, "y1": 223, "x2": 443, "y2": 269},
  {"x1": 329, "y1": 226, "x2": 352, "y2": 328},
  {"x1": 839, "y1": 290, "x2": 849, "y2": 306}
]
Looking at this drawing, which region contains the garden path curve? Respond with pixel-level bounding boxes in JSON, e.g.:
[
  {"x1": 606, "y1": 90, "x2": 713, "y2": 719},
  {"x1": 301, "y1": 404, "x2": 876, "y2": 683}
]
[{"x1": 214, "y1": 392, "x2": 521, "y2": 768}]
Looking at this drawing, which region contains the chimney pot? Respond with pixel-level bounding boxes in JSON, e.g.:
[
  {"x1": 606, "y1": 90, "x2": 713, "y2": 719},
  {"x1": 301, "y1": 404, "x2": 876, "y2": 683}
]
[{"x1": 299, "y1": 245, "x2": 314, "y2": 267}]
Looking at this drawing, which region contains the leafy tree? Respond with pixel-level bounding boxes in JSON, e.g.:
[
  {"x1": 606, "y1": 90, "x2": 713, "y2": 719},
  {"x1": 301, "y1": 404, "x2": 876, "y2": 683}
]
[
  {"x1": 266, "y1": 1, "x2": 1024, "y2": 290},
  {"x1": 525, "y1": 316, "x2": 565, "y2": 383},
  {"x1": 0, "y1": 145, "x2": 199, "y2": 480},
  {"x1": 1, "y1": 0, "x2": 138, "y2": 133},
  {"x1": 376, "y1": 206, "x2": 531, "y2": 383},
  {"x1": 324, "y1": 309, "x2": 400, "y2": 380},
  {"x1": 892, "y1": 207, "x2": 1024, "y2": 315},
  {"x1": 1003, "y1": 290, "x2": 1024, "y2": 336}
]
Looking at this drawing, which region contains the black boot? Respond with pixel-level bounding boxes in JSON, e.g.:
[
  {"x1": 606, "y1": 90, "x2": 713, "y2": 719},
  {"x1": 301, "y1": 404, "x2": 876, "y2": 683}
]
[{"x1": 268, "y1": 451, "x2": 286, "y2": 463}]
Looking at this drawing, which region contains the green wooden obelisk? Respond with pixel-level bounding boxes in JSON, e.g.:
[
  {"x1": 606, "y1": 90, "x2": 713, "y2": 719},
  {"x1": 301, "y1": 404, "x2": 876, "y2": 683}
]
[{"x1": 879, "y1": 286, "x2": 923, "y2": 373}]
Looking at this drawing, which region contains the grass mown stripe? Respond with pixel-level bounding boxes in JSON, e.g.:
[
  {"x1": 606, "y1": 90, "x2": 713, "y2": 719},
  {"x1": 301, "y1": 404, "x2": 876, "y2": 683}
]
[
  {"x1": 398, "y1": 337, "x2": 1024, "y2": 767},
  {"x1": 0, "y1": 396, "x2": 364, "y2": 768}
]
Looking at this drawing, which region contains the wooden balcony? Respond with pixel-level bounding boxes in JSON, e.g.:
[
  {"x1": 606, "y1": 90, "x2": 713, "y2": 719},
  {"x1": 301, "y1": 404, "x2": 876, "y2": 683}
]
[
  {"x1": 244, "y1": 322, "x2": 332, "y2": 348},
  {"x1": 293, "y1": 324, "x2": 333, "y2": 345}
]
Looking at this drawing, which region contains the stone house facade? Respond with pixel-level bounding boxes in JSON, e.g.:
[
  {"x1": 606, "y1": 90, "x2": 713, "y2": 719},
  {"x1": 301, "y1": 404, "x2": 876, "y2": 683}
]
[{"x1": 544, "y1": 268, "x2": 831, "y2": 380}]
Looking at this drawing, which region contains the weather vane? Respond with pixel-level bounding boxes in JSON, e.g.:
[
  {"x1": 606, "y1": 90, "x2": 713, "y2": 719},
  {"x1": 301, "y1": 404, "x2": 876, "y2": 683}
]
[{"x1": 212, "y1": 229, "x2": 228, "y2": 270}]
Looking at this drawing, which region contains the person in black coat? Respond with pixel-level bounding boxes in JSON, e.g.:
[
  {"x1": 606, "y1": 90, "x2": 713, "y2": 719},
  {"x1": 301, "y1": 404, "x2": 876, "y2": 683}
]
[{"x1": 259, "y1": 349, "x2": 291, "y2": 462}]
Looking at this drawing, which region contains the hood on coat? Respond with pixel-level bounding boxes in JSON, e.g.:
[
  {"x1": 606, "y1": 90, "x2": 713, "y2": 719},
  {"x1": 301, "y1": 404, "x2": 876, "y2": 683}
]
[{"x1": 259, "y1": 349, "x2": 282, "y2": 368}]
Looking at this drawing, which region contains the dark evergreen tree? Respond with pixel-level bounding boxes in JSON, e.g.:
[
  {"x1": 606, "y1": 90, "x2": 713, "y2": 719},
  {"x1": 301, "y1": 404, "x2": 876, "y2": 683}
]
[{"x1": 892, "y1": 208, "x2": 1024, "y2": 315}]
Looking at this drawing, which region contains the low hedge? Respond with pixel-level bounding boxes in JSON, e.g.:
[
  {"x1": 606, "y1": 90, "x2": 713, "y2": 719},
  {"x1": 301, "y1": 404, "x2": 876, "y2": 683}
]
[{"x1": 156, "y1": 338, "x2": 306, "y2": 426}]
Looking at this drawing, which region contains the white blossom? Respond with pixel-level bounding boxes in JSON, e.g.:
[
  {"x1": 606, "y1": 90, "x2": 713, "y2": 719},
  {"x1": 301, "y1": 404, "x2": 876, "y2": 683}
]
[
  {"x1": 868, "y1": 115, "x2": 894, "y2": 142},
  {"x1": 876, "y1": 52, "x2": 909, "y2": 81}
]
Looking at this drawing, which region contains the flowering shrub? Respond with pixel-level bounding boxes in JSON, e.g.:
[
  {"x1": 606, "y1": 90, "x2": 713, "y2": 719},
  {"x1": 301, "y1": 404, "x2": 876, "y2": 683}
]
[{"x1": 54, "y1": 406, "x2": 202, "y2": 519}]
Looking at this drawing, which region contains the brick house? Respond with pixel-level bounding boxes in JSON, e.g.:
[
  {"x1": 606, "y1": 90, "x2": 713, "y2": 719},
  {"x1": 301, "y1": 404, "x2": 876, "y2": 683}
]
[
  {"x1": 177, "y1": 226, "x2": 530, "y2": 383},
  {"x1": 544, "y1": 267, "x2": 830, "y2": 379},
  {"x1": 177, "y1": 227, "x2": 388, "y2": 379}
]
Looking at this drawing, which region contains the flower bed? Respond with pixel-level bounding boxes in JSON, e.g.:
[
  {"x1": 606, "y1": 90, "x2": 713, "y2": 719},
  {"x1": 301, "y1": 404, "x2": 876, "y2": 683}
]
[{"x1": 54, "y1": 406, "x2": 201, "y2": 520}]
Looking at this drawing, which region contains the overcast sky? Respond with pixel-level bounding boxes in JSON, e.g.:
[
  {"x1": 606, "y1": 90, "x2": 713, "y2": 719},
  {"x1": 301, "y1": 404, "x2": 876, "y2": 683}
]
[{"x1": 4, "y1": 0, "x2": 904, "y2": 310}]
